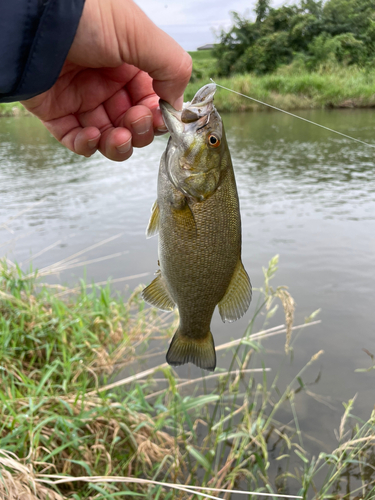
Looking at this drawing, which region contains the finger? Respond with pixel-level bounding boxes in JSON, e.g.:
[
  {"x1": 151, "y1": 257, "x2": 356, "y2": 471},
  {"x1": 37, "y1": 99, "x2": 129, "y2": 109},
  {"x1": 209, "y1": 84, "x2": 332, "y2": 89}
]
[
  {"x1": 103, "y1": 74, "x2": 166, "y2": 133},
  {"x1": 45, "y1": 107, "x2": 133, "y2": 161},
  {"x1": 74, "y1": 127, "x2": 101, "y2": 156},
  {"x1": 78, "y1": 103, "x2": 114, "y2": 132},
  {"x1": 98, "y1": 126, "x2": 133, "y2": 161},
  {"x1": 101, "y1": 87, "x2": 133, "y2": 125},
  {"x1": 152, "y1": 107, "x2": 168, "y2": 135},
  {"x1": 121, "y1": 70, "x2": 155, "y2": 107},
  {"x1": 115, "y1": 2, "x2": 192, "y2": 109},
  {"x1": 77, "y1": 103, "x2": 133, "y2": 161},
  {"x1": 118, "y1": 105, "x2": 154, "y2": 149},
  {"x1": 79, "y1": 106, "x2": 134, "y2": 160},
  {"x1": 43, "y1": 115, "x2": 101, "y2": 156},
  {"x1": 121, "y1": 71, "x2": 166, "y2": 131}
]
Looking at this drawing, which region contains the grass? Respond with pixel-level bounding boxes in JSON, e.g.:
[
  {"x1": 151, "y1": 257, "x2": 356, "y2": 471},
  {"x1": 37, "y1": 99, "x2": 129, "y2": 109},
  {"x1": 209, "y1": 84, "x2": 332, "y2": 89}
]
[
  {"x1": 187, "y1": 52, "x2": 375, "y2": 111},
  {"x1": 0, "y1": 102, "x2": 27, "y2": 117},
  {"x1": 188, "y1": 51, "x2": 218, "y2": 83},
  {"x1": 0, "y1": 255, "x2": 375, "y2": 499}
]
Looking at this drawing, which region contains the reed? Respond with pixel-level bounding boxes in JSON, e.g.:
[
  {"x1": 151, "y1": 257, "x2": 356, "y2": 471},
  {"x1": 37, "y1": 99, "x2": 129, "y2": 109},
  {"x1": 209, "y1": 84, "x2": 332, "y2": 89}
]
[{"x1": 0, "y1": 257, "x2": 374, "y2": 499}]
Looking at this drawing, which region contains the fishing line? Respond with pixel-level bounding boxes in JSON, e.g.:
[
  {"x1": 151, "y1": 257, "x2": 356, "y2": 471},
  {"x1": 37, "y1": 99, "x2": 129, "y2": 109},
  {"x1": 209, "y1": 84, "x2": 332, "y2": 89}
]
[{"x1": 210, "y1": 79, "x2": 375, "y2": 149}]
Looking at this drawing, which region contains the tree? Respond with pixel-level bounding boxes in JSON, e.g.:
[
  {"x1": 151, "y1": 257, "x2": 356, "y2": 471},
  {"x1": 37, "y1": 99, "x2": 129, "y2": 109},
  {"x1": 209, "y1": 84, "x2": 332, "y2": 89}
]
[
  {"x1": 213, "y1": 0, "x2": 375, "y2": 76},
  {"x1": 255, "y1": 0, "x2": 271, "y2": 23}
]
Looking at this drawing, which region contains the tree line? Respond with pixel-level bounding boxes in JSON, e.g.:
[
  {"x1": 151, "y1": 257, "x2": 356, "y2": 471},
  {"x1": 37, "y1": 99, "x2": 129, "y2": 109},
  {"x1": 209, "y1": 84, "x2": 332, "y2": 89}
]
[{"x1": 213, "y1": 0, "x2": 375, "y2": 75}]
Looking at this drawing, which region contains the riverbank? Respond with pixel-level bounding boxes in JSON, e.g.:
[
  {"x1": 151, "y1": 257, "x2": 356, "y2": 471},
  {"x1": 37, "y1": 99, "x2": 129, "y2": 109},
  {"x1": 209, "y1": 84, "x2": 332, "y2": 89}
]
[
  {"x1": 1, "y1": 63, "x2": 375, "y2": 117},
  {"x1": 1, "y1": 258, "x2": 374, "y2": 499},
  {"x1": 186, "y1": 54, "x2": 375, "y2": 111},
  {"x1": 187, "y1": 50, "x2": 375, "y2": 111}
]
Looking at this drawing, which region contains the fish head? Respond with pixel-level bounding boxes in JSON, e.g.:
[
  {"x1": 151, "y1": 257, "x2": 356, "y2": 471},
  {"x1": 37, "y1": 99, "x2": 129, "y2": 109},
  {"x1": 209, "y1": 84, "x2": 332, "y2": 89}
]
[{"x1": 160, "y1": 84, "x2": 228, "y2": 201}]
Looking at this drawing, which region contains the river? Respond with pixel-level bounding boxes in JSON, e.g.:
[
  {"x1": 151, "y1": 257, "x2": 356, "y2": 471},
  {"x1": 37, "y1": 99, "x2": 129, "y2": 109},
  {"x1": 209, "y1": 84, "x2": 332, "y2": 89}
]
[{"x1": 1, "y1": 108, "x2": 374, "y2": 472}]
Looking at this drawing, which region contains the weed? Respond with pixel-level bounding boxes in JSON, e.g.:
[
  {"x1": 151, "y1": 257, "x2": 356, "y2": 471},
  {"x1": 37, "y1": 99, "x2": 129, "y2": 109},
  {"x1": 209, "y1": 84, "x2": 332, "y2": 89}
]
[{"x1": 0, "y1": 258, "x2": 374, "y2": 499}]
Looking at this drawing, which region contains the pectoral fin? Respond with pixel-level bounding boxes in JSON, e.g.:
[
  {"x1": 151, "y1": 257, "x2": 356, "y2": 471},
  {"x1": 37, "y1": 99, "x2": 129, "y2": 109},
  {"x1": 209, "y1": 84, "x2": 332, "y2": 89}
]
[
  {"x1": 146, "y1": 200, "x2": 160, "y2": 238},
  {"x1": 141, "y1": 274, "x2": 175, "y2": 311},
  {"x1": 171, "y1": 199, "x2": 197, "y2": 239},
  {"x1": 218, "y1": 260, "x2": 252, "y2": 323}
]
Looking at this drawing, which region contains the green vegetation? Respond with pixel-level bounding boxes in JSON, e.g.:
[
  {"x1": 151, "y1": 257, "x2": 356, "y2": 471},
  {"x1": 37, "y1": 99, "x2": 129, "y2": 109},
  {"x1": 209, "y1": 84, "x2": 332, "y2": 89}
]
[
  {"x1": 214, "y1": 0, "x2": 375, "y2": 76},
  {"x1": 0, "y1": 102, "x2": 27, "y2": 117},
  {"x1": 188, "y1": 50, "x2": 217, "y2": 83},
  {"x1": 187, "y1": 0, "x2": 375, "y2": 111},
  {"x1": 186, "y1": 59, "x2": 375, "y2": 111},
  {"x1": 1, "y1": 258, "x2": 375, "y2": 499}
]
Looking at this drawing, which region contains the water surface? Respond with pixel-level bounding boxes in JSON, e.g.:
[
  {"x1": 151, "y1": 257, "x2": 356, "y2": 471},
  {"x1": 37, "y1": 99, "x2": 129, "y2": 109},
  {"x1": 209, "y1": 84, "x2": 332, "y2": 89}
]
[{"x1": 1, "y1": 108, "x2": 374, "y2": 468}]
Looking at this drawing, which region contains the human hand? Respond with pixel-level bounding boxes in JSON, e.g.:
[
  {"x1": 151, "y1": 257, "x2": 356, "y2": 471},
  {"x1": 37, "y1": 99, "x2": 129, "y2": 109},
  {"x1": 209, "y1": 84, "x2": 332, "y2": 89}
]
[{"x1": 21, "y1": 0, "x2": 192, "y2": 161}]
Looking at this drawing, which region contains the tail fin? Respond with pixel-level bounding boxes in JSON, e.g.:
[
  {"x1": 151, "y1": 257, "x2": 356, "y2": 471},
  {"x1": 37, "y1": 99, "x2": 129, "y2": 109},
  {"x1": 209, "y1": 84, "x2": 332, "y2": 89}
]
[{"x1": 166, "y1": 329, "x2": 216, "y2": 371}]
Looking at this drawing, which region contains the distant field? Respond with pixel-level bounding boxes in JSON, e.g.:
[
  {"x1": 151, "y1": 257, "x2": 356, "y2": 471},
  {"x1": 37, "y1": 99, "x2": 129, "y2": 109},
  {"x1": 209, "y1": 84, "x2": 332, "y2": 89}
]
[
  {"x1": 188, "y1": 49, "x2": 214, "y2": 61},
  {"x1": 188, "y1": 50, "x2": 217, "y2": 83}
]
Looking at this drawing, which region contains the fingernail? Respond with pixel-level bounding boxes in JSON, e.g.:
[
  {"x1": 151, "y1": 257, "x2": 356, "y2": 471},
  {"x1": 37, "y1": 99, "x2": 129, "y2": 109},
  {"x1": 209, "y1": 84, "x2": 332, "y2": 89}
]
[
  {"x1": 156, "y1": 125, "x2": 168, "y2": 133},
  {"x1": 116, "y1": 139, "x2": 132, "y2": 154},
  {"x1": 88, "y1": 135, "x2": 100, "y2": 149},
  {"x1": 172, "y1": 96, "x2": 184, "y2": 111},
  {"x1": 131, "y1": 116, "x2": 152, "y2": 135}
]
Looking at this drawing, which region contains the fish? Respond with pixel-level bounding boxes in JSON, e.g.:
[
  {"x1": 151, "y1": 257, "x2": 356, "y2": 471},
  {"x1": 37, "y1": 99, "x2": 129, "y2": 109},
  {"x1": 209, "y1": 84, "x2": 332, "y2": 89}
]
[{"x1": 141, "y1": 83, "x2": 251, "y2": 371}]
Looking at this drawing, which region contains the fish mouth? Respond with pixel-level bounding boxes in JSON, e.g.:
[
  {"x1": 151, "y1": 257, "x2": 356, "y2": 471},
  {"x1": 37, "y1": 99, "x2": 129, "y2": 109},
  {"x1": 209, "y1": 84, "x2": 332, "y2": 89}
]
[{"x1": 160, "y1": 83, "x2": 216, "y2": 136}]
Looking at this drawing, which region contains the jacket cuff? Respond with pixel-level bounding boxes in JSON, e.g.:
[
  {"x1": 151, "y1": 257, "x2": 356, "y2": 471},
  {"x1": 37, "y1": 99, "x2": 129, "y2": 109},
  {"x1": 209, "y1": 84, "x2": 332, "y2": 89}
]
[{"x1": 0, "y1": 0, "x2": 85, "y2": 103}]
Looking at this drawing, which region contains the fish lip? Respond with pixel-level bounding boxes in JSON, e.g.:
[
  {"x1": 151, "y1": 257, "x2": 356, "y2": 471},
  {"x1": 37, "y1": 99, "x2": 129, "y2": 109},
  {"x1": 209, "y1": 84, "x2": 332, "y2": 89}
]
[
  {"x1": 188, "y1": 83, "x2": 216, "y2": 107},
  {"x1": 160, "y1": 100, "x2": 184, "y2": 136},
  {"x1": 160, "y1": 83, "x2": 217, "y2": 135},
  {"x1": 159, "y1": 100, "x2": 181, "y2": 119}
]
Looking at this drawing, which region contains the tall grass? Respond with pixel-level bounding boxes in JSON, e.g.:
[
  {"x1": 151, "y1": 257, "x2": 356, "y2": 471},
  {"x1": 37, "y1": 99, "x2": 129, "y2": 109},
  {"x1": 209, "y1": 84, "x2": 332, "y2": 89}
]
[
  {"x1": 0, "y1": 257, "x2": 374, "y2": 499},
  {"x1": 187, "y1": 52, "x2": 375, "y2": 111}
]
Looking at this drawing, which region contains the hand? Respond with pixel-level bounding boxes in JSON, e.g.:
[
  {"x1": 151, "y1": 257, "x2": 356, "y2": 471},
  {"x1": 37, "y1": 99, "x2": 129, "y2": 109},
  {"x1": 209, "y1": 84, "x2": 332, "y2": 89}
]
[{"x1": 21, "y1": 0, "x2": 192, "y2": 161}]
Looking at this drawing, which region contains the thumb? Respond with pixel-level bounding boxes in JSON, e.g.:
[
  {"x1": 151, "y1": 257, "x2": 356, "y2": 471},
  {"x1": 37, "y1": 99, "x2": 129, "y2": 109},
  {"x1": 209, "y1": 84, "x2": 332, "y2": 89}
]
[{"x1": 116, "y1": 1, "x2": 192, "y2": 109}]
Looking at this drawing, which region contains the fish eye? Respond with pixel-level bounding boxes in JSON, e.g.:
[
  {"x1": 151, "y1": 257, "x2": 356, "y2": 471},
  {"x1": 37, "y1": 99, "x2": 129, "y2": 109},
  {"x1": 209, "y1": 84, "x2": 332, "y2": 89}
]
[{"x1": 208, "y1": 134, "x2": 221, "y2": 148}]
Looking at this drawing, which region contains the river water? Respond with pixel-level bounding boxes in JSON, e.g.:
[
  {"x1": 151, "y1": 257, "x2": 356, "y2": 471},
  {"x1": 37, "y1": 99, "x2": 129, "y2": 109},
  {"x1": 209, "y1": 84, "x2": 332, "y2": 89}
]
[{"x1": 1, "y1": 108, "x2": 374, "y2": 474}]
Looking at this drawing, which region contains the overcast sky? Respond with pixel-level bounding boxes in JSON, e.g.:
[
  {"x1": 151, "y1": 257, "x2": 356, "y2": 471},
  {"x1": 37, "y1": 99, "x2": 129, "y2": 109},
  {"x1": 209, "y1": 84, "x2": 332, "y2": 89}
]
[{"x1": 135, "y1": 0, "x2": 286, "y2": 51}]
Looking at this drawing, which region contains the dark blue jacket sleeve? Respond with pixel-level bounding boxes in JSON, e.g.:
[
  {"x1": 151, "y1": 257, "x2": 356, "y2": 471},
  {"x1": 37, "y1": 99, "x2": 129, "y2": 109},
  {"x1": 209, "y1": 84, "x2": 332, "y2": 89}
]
[{"x1": 0, "y1": 0, "x2": 85, "y2": 103}]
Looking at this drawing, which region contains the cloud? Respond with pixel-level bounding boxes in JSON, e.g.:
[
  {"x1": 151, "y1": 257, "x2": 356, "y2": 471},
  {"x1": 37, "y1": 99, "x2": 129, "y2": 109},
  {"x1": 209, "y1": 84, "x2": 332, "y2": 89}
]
[
  {"x1": 135, "y1": 0, "x2": 257, "y2": 50},
  {"x1": 135, "y1": 0, "x2": 287, "y2": 50}
]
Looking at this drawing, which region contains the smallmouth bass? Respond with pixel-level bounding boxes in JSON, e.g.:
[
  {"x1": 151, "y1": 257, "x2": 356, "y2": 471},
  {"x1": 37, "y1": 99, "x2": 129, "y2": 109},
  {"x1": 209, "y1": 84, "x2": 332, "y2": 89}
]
[{"x1": 142, "y1": 83, "x2": 251, "y2": 371}]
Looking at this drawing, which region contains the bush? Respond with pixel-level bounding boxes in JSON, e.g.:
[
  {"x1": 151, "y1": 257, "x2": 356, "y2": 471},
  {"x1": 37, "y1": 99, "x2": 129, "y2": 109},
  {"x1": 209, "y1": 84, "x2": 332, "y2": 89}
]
[{"x1": 212, "y1": 0, "x2": 375, "y2": 77}]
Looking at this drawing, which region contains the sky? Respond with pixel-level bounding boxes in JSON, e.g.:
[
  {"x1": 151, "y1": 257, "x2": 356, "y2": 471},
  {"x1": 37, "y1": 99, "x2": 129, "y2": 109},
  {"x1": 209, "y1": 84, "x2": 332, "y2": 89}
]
[{"x1": 135, "y1": 0, "x2": 286, "y2": 51}]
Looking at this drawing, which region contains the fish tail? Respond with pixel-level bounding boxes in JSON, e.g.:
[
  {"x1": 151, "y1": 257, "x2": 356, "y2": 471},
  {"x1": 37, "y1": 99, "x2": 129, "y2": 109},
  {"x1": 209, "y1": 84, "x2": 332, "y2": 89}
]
[{"x1": 166, "y1": 329, "x2": 216, "y2": 371}]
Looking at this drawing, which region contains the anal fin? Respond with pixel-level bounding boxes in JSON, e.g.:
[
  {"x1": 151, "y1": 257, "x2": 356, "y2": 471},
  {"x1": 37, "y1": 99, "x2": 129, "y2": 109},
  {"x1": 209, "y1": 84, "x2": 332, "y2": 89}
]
[
  {"x1": 146, "y1": 200, "x2": 160, "y2": 238},
  {"x1": 141, "y1": 274, "x2": 175, "y2": 311},
  {"x1": 218, "y1": 259, "x2": 252, "y2": 323}
]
